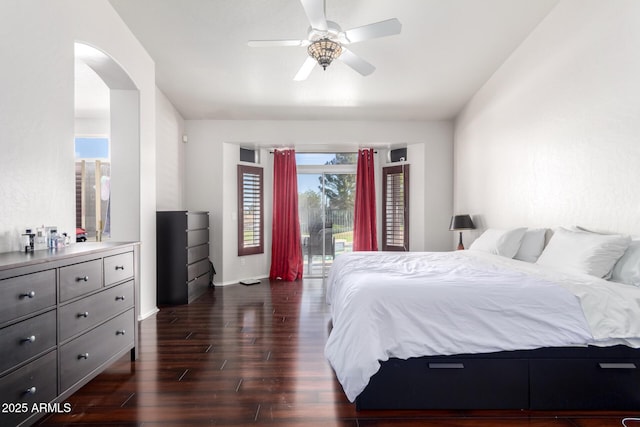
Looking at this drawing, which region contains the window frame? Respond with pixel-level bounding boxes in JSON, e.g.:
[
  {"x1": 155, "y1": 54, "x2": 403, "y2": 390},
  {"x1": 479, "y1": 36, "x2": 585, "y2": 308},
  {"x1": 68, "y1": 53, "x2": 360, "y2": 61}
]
[
  {"x1": 237, "y1": 164, "x2": 264, "y2": 256},
  {"x1": 382, "y1": 164, "x2": 410, "y2": 251}
]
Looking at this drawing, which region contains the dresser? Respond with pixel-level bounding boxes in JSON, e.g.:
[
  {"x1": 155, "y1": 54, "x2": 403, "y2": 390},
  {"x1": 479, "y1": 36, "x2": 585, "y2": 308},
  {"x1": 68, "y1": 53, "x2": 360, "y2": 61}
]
[
  {"x1": 0, "y1": 242, "x2": 139, "y2": 427},
  {"x1": 156, "y1": 211, "x2": 211, "y2": 305}
]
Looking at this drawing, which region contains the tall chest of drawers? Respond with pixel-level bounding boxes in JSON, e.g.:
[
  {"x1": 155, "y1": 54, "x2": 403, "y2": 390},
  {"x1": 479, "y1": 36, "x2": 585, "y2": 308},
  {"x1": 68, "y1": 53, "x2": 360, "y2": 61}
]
[
  {"x1": 156, "y1": 211, "x2": 211, "y2": 305},
  {"x1": 0, "y1": 242, "x2": 139, "y2": 427}
]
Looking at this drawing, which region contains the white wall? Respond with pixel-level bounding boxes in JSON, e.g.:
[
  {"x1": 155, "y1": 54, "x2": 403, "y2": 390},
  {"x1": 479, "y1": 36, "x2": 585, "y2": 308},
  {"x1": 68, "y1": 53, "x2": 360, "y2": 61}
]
[
  {"x1": 0, "y1": 0, "x2": 158, "y2": 320},
  {"x1": 185, "y1": 120, "x2": 453, "y2": 285},
  {"x1": 156, "y1": 88, "x2": 186, "y2": 210},
  {"x1": 0, "y1": 1, "x2": 76, "y2": 251},
  {"x1": 454, "y1": 0, "x2": 640, "y2": 244},
  {"x1": 75, "y1": 118, "x2": 110, "y2": 135}
]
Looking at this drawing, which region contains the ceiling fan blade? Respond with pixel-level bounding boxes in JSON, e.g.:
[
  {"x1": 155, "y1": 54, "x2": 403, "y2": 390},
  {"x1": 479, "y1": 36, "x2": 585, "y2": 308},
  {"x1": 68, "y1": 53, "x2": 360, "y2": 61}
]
[
  {"x1": 300, "y1": 0, "x2": 328, "y2": 31},
  {"x1": 248, "y1": 40, "x2": 308, "y2": 48},
  {"x1": 294, "y1": 56, "x2": 317, "y2": 81},
  {"x1": 339, "y1": 48, "x2": 375, "y2": 76},
  {"x1": 343, "y1": 18, "x2": 402, "y2": 44}
]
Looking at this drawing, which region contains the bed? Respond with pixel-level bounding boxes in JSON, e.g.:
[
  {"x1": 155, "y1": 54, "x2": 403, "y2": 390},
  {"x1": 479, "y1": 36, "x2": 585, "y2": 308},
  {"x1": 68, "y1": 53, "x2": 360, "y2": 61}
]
[{"x1": 324, "y1": 228, "x2": 640, "y2": 410}]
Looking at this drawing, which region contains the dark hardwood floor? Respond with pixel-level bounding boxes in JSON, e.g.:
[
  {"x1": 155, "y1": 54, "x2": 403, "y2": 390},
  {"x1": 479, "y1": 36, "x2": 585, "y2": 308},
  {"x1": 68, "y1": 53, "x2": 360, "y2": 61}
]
[{"x1": 36, "y1": 278, "x2": 639, "y2": 426}]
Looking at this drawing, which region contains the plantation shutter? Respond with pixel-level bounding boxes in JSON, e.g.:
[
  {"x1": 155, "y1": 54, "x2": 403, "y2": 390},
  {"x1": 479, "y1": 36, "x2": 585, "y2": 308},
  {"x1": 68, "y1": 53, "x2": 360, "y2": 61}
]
[
  {"x1": 382, "y1": 164, "x2": 409, "y2": 251},
  {"x1": 238, "y1": 165, "x2": 264, "y2": 255}
]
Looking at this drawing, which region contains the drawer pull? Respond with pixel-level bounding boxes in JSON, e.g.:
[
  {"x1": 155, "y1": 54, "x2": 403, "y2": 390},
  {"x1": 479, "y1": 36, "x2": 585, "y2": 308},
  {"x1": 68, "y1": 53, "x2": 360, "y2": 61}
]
[
  {"x1": 25, "y1": 386, "x2": 37, "y2": 395},
  {"x1": 78, "y1": 353, "x2": 89, "y2": 360},
  {"x1": 428, "y1": 363, "x2": 465, "y2": 369},
  {"x1": 116, "y1": 329, "x2": 126, "y2": 336},
  {"x1": 78, "y1": 311, "x2": 89, "y2": 318},
  {"x1": 115, "y1": 265, "x2": 125, "y2": 270},
  {"x1": 20, "y1": 291, "x2": 36, "y2": 299},
  {"x1": 21, "y1": 335, "x2": 36, "y2": 344},
  {"x1": 115, "y1": 295, "x2": 126, "y2": 301},
  {"x1": 599, "y1": 363, "x2": 637, "y2": 369},
  {"x1": 77, "y1": 276, "x2": 89, "y2": 282}
]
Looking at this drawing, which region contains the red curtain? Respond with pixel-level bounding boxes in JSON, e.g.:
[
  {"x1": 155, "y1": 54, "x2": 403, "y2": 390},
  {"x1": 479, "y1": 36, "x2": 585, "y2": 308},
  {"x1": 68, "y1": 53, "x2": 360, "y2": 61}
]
[
  {"x1": 269, "y1": 149, "x2": 303, "y2": 281},
  {"x1": 353, "y1": 148, "x2": 378, "y2": 251}
]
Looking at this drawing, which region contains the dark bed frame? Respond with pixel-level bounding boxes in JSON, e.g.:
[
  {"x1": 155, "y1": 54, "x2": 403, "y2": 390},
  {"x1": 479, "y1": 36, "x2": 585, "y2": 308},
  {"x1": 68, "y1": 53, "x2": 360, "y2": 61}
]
[{"x1": 356, "y1": 345, "x2": 640, "y2": 411}]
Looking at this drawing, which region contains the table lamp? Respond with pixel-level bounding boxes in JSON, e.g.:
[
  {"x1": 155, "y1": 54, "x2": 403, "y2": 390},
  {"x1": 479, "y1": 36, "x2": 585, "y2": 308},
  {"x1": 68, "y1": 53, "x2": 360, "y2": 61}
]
[{"x1": 449, "y1": 214, "x2": 475, "y2": 250}]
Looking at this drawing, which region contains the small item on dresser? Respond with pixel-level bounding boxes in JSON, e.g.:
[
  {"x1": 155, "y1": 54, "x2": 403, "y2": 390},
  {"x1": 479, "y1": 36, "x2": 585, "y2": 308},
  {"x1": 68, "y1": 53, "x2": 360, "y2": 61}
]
[
  {"x1": 46, "y1": 226, "x2": 58, "y2": 249},
  {"x1": 22, "y1": 229, "x2": 35, "y2": 253},
  {"x1": 34, "y1": 225, "x2": 47, "y2": 250}
]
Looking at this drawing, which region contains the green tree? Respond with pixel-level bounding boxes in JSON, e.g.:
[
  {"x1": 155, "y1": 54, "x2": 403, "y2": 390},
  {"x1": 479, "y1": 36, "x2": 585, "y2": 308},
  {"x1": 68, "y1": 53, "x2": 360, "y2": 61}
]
[{"x1": 318, "y1": 153, "x2": 356, "y2": 211}]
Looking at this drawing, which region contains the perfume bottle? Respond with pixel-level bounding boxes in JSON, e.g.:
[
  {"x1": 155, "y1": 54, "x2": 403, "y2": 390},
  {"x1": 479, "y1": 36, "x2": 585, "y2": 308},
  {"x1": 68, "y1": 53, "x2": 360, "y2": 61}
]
[{"x1": 47, "y1": 227, "x2": 58, "y2": 249}]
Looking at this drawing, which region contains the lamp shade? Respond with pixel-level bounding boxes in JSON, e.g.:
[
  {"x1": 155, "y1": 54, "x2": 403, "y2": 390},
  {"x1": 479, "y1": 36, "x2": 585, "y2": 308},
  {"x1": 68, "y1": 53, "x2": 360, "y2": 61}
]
[{"x1": 449, "y1": 214, "x2": 475, "y2": 231}]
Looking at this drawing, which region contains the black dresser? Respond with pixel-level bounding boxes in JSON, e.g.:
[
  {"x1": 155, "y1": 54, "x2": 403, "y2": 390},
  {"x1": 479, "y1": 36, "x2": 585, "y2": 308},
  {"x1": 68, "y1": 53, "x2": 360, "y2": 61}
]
[{"x1": 156, "y1": 211, "x2": 211, "y2": 305}]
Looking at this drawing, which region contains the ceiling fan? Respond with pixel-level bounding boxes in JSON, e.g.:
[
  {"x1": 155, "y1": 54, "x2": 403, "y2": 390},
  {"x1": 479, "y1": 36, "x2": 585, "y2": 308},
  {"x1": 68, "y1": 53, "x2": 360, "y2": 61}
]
[{"x1": 248, "y1": 0, "x2": 402, "y2": 81}]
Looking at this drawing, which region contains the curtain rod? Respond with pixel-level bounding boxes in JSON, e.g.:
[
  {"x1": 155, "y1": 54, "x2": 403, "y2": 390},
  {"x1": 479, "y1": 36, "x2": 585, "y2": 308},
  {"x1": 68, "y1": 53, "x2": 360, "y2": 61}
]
[{"x1": 269, "y1": 150, "x2": 378, "y2": 154}]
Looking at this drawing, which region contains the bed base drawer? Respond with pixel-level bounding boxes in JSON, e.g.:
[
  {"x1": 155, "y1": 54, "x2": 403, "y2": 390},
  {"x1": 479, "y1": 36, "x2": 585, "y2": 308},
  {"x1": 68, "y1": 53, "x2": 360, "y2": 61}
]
[
  {"x1": 356, "y1": 357, "x2": 529, "y2": 410},
  {"x1": 530, "y1": 359, "x2": 640, "y2": 410}
]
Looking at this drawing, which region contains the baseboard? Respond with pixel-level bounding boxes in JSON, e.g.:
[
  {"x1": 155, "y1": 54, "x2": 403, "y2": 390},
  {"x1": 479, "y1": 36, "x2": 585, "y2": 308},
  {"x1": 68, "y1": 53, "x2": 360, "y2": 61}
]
[{"x1": 138, "y1": 306, "x2": 159, "y2": 321}]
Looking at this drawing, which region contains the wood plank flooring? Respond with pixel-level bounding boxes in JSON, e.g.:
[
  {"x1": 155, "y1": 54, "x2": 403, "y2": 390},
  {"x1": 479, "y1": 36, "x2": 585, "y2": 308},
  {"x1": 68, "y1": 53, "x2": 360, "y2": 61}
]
[{"x1": 36, "y1": 278, "x2": 639, "y2": 426}]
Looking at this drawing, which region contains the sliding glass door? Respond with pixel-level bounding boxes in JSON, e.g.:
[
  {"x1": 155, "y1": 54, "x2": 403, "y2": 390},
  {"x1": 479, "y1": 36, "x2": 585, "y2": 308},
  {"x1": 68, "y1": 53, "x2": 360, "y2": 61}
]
[{"x1": 297, "y1": 153, "x2": 356, "y2": 277}]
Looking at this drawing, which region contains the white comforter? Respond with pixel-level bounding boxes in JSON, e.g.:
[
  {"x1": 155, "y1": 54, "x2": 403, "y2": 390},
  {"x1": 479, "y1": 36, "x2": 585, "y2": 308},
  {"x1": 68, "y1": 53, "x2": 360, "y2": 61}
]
[{"x1": 324, "y1": 250, "x2": 640, "y2": 402}]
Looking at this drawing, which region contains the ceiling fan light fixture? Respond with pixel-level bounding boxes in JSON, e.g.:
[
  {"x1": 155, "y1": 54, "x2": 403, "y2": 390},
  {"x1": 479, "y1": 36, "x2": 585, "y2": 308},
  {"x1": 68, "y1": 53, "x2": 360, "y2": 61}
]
[{"x1": 307, "y1": 38, "x2": 342, "y2": 70}]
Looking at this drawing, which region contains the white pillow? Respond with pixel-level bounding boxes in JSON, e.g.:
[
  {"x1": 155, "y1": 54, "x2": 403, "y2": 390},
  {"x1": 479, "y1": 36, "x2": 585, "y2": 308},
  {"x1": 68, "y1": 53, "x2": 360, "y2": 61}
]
[
  {"x1": 513, "y1": 228, "x2": 547, "y2": 263},
  {"x1": 468, "y1": 227, "x2": 527, "y2": 258},
  {"x1": 610, "y1": 240, "x2": 640, "y2": 286},
  {"x1": 536, "y1": 227, "x2": 631, "y2": 278}
]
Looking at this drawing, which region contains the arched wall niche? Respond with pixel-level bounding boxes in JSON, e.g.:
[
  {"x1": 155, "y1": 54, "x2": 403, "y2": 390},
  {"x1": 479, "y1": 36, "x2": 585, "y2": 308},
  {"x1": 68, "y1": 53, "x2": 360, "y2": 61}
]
[{"x1": 74, "y1": 42, "x2": 140, "y2": 244}]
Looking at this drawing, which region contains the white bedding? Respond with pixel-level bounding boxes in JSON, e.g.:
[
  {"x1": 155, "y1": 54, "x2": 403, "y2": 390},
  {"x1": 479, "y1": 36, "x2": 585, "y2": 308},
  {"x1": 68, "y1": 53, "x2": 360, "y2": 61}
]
[{"x1": 324, "y1": 250, "x2": 640, "y2": 402}]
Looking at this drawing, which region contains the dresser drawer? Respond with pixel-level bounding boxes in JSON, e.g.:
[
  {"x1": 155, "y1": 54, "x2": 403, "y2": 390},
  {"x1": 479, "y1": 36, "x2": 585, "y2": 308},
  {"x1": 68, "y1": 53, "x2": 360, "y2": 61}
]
[
  {"x1": 59, "y1": 281, "x2": 134, "y2": 342},
  {"x1": 103, "y1": 251, "x2": 134, "y2": 287},
  {"x1": 187, "y1": 212, "x2": 208, "y2": 230},
  {"x1": 60, "y1": 309, "x2": 134, "y2": 391},
  {"x1": 0, "y1": 269, "x2": 56, "y2": 325},
  {"x1": 0, "y1": 350, "x2": 57, "y2": 427},
  {"x1": 0, "y1": 310, "x2": 56, "y2": 375},
  {"x1": 59, "y1": 259, "x2": 102, "y2": 301},
  {"x1": 530, "y1": 358, "x2": 640, "y2": 410},
  {"x1": 187, "y1": 229, "x2": 209, "y2": 247},
  {"x1": 187, "y1": 243, "x2": 209, "y2": 264},
  {"x1": 187, "y1": 258, "x2": 210, "y2": 282}
]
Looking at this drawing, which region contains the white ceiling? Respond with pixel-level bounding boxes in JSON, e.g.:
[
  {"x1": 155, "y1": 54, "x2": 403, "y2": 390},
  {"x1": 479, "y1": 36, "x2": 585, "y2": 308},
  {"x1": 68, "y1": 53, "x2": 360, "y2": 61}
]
[{"x1": 103, "y1": 0, "x2": 559, "y2": 121}]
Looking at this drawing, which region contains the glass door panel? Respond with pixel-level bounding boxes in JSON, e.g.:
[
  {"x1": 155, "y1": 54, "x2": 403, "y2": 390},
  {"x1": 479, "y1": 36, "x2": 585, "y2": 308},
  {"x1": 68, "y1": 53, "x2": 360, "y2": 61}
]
[{"x1": 298, "y1": 172, "x2": 355, "y2": 277}]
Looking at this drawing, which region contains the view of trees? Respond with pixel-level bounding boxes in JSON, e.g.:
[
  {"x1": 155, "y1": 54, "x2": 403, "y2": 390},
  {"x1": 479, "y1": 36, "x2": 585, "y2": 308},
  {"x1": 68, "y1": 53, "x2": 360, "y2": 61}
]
[
  {"x1": 319, "y1": 153, "x2": 356, "y2": 211},
  {"x1": 297, "y1": 153, "x2": 356, "y2": 239}
]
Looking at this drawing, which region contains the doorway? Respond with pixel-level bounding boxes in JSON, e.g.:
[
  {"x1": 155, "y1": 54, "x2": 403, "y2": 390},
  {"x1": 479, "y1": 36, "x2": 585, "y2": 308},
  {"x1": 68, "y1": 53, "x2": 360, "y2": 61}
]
[{"x1": 297, "y1": 153, "x2": 356, "y2": 277}]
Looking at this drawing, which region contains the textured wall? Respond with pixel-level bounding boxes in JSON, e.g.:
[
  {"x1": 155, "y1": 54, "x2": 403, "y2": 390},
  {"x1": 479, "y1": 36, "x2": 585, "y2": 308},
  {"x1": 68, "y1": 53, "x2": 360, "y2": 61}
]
[
  {"x1": 156, "y1": 88, "x2": 186, "y2": 211},
  {"x1": 0, "y1": 0, "x2": 158, "y2": 320},
  {"x1": 454, "y1": 0, "x2": 640, "y2": 242}
]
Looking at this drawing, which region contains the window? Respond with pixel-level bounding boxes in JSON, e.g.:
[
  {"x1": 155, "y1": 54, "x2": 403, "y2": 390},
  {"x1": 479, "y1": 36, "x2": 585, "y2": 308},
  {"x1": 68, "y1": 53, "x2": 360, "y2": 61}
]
[
  {"x1": 238, "y1": 165, "x2": 264, "y2": 256},
  {"x1": 382, "y1": 164, "x2": 409, "y2": 251},
  {"x1": 75, "y1": 136, "x2": 111, "y2": 240},
  {"x1": 295, "y1": 152, "x2": 357, "y2": 166},
  {"x1": 75, "y1": 137, "x2": 110, "y2": 159}
]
